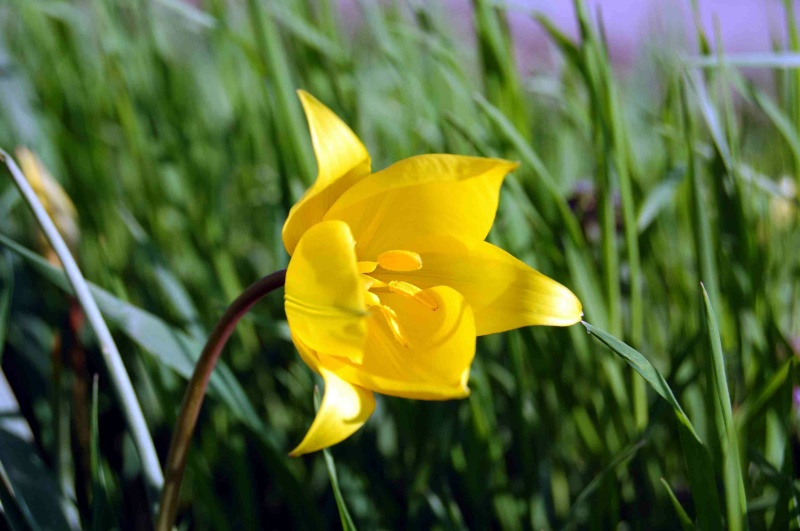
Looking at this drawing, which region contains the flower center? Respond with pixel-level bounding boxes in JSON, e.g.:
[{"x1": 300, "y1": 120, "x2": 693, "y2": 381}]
[{"x1": 357, "y1": 249, "x2": 437, "y2": 347}]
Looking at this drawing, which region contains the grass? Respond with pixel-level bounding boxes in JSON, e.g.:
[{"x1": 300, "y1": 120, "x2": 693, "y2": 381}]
[{"x1": 0, "y1": 0, "x2": 799, "y2": 528}]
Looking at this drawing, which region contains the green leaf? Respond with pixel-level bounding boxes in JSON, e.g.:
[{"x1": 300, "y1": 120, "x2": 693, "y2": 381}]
[
  {"x1": 582, "y1": 321, "x2": 723, "y2": 530},
  {"x1": 566, "y1": 438, "x2": 646, "y2": 525},
  {"x1": 660, "y1": 478, "x2": 695, "y2": 530},
  {"x1": 474, "y1": 93, "x2": 586, "y2": 250},
  {"x1": 636, "y1": 170, "x2": 685, "y2": 234},
  {"x1": 0, "y1": 368, "x2": 80, "y2": 531},
  {"x1": 90, "y1": 375, "x2": 119, "y2": 531},
  {"x1": 735, "y1": 358, "x2": 795, "y2": 430},
  {"x1": 0, "y1": 233, "x2": 324, "y2": 527},
  {"x1": 748, "y1": 449, "x2": 800, "y2": 529},
  {"x1": 0, "y1": 253, "x2": 12, "y2": 364},
  {"x1": 701, "y1": 285, "x2": 747, "y2": 531},
  {"x1": 0, "y1": 232, "x2": 265, "y2": 435}
]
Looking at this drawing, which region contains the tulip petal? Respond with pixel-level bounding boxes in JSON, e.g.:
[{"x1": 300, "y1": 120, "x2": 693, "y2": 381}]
[
  {"x1": 289, "y1": 367, "x2": 376, "y2": 456},
  {"x1": 324, "y1": 155, "x2": 517, "y2": 259},
  {"x1": 319, "y1": 286, "x2": 476, "y2": 400},
  {"x1": 285, "y1": 220, "x2": 368, "y2": 363},
  {"x1": 282, "y1": 91, "x2": 371, "y2": 255},
  {"x1": 373, "y1": 239, "x2": 583, "y2": 334}
]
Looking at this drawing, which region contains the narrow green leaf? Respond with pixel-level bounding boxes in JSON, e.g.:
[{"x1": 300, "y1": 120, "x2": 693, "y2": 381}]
[
  {"x1": 0, "y1": 150, "x2": 163, "y2": 503},
  {"x1": 637, "y1": 170, "x2": 685, "y2": 233},
  {"x1": 474, "y1": 93, "x2": 587, "y2": 250},
  {"x1": 701, "y1": 285, "x2": 747, "y2": 531},
  {"x1": 265, "y1": 2, "x2": 347, "y2": 64},
  {"x1": 743, "y1": 82, "x2": 800, "y2": 173},
  {"x1": 0, "y1": 232, "x2": 264, "y2": 435},
  {"x1": 566, "y1": 438, "x2": 646, "y2": 524},
  {"x1": 0, "y1": 233, "x2": 326, "y2": 528},
  {"x1": 680, "y1": 79, "x2": 721, "y2": 317},
  {"x1": 0, "y1": 369, "x2": 80, "y2": 530},
  {"x1": 246, "y1": 0, "x2": 314, "y2": 185},
  {"x1": 582, "y1": 321, "x2": 723, "y2": 530},
  {"x1": 660, "y1": 478, "x2": 695, "y2": 530},
  {"x1": 533, "y1": 13, "x2": 583, "y2": 74},
  {"x1": 90, "y1": 375, "x2": 118, "y2": 531},
  {"x1": 0, "y1": 463, "x2": 31, "y2": 531},
  {"x1": 0, "y1": 254, "x2": 13, "y2": 364},
  {"x1": 748, "y1": 449, "x2": 800, "y2": 529},
  {"x1": 581, "y1": 322, "x2": 684, "y2": 415},
  {"x1": 735, "y1": 358, "x2": 795, "y2": 430}
]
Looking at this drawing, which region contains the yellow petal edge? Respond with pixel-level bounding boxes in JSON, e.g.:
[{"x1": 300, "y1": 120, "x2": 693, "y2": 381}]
[
  {"x1": 282, "y1": 91, "x2": 371, "y2": 255},
  {"x1": 289, "y1": 367, "x2": 376, "y2": 456},
  {"x1": 285, "y1": 220, "x2": 368, "y2": 363}
]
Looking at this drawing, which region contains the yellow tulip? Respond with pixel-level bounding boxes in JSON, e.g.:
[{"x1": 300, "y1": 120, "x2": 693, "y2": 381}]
[{"x1": 283, "y1": 91, "x2": 582, "y2": 456}]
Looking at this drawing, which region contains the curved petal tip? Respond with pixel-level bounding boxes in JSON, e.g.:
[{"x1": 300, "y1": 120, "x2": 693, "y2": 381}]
[{"x1": 289, "y1": 369, "x2": 376, "y2": 456}]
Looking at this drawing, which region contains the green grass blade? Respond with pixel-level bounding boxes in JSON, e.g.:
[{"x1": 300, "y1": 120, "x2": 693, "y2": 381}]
[
  {"x1": 742, "y1": 82, "x2": 800, "y2": 174},
  {"x1": 680, "y1": 80, "x2": 721, "y2": 316},
  {"x1": 0, "y1": 369, "x2": 80, "y2": 530},
  {"x1": 582, "y1": 321, "x2": 723, "y2": 530},
  {"x1": 701, "y1": 285, "x2": 747, "y2": 531},
  {"x1": 565, "y1": 438, "x2": 646, "y2": 526},
  {"x1": 581, "y1": 322, "x2": 684, "y2": 414},
  {"x1": 0, "y1": 465, "x2": 31, "y2": 531},
  {"x1": 660, "y1": 478, "x2": 695, "y2": 530},
  {"x1": 246, "y1": 0, "x2": 314, "y2": 185},
  {"x1": 0, "y1": 232, "x2": 325, "y2": 527},
  {"x1": 0, "y1": 233, "x2": 265, "y2": 437},
  {"x1": 90, "y1": 375, "x2": 119, "y2": 531},
  {"x1": 636, "y1": 170, "x2": 685, "y2": 234},
  {"x1": 0, "y1": 150, "x2": 164, "y2": 510},
  {"x1": 784, "y1": 0, "x2": 800, "y2": 180},
  {"x1": 474, "y1": 93, "x2": 587, "y2": 250},
  {"x1": 0, "y1": 254, "x2": 13, "y2": 364},
  {"x1": 735, "y1": 358, "x2": 794, "y2": 430},
  {"x1": 748, "y1": 449, "x2": 800, "y2": 529}
]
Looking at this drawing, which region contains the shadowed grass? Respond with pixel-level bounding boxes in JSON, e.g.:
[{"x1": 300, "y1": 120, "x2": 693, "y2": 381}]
[{"x1": 0, "y1": 0, "x2": 798, "y2": 528}]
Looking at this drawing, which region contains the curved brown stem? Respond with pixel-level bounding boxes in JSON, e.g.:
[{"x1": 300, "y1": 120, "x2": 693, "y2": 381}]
[{"x1": 155, "y1": 270, "x2": 286, "y2": 531}]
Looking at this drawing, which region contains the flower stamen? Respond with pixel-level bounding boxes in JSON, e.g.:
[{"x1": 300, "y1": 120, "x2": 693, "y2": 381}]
[
  {"x1": 377, "y1": 250, "x2": 422, "y2": 272},
  {"x1": 388, "y1": 281, "x2": 438, "y2": 310},
  {"x1": 376, "y1": 304, "x2": 410, "y2": 347}
]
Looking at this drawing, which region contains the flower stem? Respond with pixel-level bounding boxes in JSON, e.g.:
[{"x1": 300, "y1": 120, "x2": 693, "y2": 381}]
[{"x1": 156, "y1": 269, "x2": 286, "y2": 531}]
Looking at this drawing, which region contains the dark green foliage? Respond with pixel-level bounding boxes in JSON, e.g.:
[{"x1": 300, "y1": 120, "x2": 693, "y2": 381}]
[{"x1": 0, "y1": 0, "x2": 798, "y2": 528}]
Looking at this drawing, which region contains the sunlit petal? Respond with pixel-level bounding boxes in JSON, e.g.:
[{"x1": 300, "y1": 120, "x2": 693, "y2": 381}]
[
  {"x1": 289, "y1": 367, "x2": 376, "y2": 456},
  {"x1": 282, "y1": 91, "x2": 371, "y2": 255},
  {"x1": 324, "y1": 155, "x2": 518, "y2": 259},
  {"x1": 320, "y1": 286, "x2": 476, "y2": 400},
  {"x1": 373, "y1": 239, "x2": 583, "y2": 334},
  {"x1": 285, "y1": 220, "x2": 368, "y2": 363}
]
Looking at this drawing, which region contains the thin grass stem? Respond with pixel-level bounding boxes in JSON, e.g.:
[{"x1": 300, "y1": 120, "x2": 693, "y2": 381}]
[{"x1": 0, "y1": 149, "x2": 165, "y2": 514}]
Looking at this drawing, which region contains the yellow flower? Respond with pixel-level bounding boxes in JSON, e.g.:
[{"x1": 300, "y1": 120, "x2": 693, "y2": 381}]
[
  {"x1": 283, "y1": 91, "x2": 582, "y2": 456},
  {"x1": 16, "y1": 147, "x2": 80, "y2": 265}
]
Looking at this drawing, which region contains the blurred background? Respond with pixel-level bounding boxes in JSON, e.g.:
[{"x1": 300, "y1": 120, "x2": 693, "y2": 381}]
[{"x1": 1, "y1": 0, "x2": 799, "y2": 529}]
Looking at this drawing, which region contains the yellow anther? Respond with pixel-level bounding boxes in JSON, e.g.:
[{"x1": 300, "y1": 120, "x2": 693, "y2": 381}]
[
  {"x1": 357, "y1": 261, "x2": 377, "y2": 273},
  {"x1": 376, "y1": 250, "x2": 422, "y2": 272},
  {"x1": 376, "y1": 305, "x2": 409, "y2": 347},
  {"x1": 388, "y1": 281, "x2": 438, "y2": 310}
]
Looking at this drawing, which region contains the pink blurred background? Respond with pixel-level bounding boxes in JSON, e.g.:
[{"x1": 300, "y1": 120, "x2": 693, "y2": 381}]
[{"x1": 338, "y1": 0, "x2": 797, "y2": 73}]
